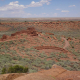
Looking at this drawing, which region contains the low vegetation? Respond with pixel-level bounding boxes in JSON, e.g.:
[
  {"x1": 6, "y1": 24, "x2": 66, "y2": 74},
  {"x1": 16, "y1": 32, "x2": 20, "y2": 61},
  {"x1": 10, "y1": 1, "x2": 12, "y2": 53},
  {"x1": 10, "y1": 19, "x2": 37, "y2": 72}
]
[
  {"x1": 1, "y1": 65, "x2": 28, "y2": 74},
  {"x1": 0, "y1": 20, "x2": 80, "y2": 74}
]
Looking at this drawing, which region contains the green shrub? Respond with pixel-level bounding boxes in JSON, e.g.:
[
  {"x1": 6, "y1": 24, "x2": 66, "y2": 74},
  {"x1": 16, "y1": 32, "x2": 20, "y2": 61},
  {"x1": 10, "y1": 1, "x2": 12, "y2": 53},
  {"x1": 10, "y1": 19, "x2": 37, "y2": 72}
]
[
  {"x1": 1, "y1": 65, "x2": 28, "y2": 74},
  {"x1": 72, "y1": 46, "x2": 74, "y2": 48},
  {"x1": 1, "y1": 68, "x2": 6, "y2": 74}
]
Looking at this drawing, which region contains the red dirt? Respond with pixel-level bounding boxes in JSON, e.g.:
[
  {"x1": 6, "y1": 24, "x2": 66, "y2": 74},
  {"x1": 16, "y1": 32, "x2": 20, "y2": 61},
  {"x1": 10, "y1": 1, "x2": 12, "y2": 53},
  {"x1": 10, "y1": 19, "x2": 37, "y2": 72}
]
[
  {"x1": 53, "y1": 36, "x2": 57, "y2": 40},
  {"x1": 0, "y1": 21, "x2": 80, "y2": 32},
  {"x1": 46, "y1": 32, "x2": 54, "y2": 35},
  {"x1": 67, "y1": 37, "x2": 73, "y2": 41},
  {"x1": 1, "y1": 64, "x2": 80, "y2": 80},
  {"x1": 0, "y1": 73, "x2": 25, "y2": 80},
  {"x1": 0, "y1": 34, "x2": 9, "y2": 41},
  {"x1": 35, "y1": 46, "x2": 68, "y2": 53},
  {"x1": 57, "y1": 71, "x2": 80, "y2": 80},
  {"x1": 11, "y1": 27, "x2": 38, "y2": 37},
  {"x1": 0, "y1": 27, "x2": 10, "y2": 31},
  {"x1": 0, "y1": 21, "x2": 80, "y2": 80},
  {"x1": 0, "y1": 27, "x2": 39, "y2": 42}
]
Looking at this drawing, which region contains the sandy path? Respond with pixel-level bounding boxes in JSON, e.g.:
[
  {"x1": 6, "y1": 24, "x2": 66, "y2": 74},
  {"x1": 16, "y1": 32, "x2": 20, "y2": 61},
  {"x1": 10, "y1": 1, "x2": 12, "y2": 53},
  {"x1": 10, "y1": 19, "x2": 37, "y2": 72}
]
[{"x1": 61, "y1": 37, "x2": 70, "y2": 49}]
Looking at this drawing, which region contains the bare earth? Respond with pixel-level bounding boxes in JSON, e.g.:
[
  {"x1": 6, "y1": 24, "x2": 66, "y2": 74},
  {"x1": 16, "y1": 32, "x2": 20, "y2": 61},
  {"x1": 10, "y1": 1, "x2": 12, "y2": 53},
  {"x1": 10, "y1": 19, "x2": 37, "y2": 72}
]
[
  {"x1": 0, "y1": 19, "x2": 80, "y2": 80},
  {"x1": 0, "y1": 64, "x2": 80, "y2": 80},
  {"x1": 61, "y1": 37, "x2": 70, "y2": 49}
]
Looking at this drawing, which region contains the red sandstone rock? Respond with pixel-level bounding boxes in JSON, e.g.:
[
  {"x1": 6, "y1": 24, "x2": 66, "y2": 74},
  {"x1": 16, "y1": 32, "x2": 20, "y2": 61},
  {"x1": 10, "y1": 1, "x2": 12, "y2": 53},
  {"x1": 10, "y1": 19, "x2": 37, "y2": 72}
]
[
  {"x1": 1, "y1": 34, "x2": 8, "y2": 41},
  {"x1": 67, "y1": 37, "x2": 73, "y2": 41},
  {"x1": 46, "y1": 32, "x2": 54, "y2": 35},
  {"x1": 11, "y1": 27, "x2": 38, "y2": 37}
]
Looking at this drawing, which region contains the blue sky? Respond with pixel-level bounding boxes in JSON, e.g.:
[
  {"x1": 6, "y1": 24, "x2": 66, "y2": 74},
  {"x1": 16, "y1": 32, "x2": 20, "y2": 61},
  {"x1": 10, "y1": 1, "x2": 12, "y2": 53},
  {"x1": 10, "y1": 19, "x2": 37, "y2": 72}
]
[{"x1": 0, "y1": 0, "x2": 80, "y2": 18}]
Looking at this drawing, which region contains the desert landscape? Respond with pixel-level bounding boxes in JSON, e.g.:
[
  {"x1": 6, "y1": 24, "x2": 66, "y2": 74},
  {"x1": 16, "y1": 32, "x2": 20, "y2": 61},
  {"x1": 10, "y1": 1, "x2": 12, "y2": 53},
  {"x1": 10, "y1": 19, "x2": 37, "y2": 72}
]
[{"x1": 0, "y1": 18, "x2": 80, "y2": 80}]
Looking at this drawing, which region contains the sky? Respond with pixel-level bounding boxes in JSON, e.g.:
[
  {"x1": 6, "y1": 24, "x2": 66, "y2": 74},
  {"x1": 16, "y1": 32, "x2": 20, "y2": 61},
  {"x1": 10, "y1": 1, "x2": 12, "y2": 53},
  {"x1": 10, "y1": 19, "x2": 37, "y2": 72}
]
[{"x1": 0, "y1": 0, "x2": 80, "y2": 18}]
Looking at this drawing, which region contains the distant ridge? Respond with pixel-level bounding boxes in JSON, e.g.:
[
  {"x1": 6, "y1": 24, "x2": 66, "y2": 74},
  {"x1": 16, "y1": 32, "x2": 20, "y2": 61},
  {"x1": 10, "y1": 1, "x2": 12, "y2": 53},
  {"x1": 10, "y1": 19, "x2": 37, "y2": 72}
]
[{"x1": 0, "y1": 17, "x2": 80, "y2": 22}]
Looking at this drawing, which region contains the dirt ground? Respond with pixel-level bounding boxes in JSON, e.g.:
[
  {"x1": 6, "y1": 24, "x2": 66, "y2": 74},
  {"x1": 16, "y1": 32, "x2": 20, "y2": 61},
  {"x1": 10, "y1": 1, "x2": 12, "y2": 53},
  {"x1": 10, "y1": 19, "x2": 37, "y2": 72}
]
[
  {"x1": 0, "y1": 64, "x2": 80, "y2": 80},
  {"x1": 0, "y1": 20, "x2": 80, "y2": 80}
]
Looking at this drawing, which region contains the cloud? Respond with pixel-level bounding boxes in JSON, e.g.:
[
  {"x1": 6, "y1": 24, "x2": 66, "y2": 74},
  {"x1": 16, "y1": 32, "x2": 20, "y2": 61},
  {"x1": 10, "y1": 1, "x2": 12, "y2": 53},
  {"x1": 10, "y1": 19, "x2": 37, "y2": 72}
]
[
  {"x1": 26, "y1": 0, "x2": 51, "y2": 8},
  {"x1": 40, "y1": 0, "x2": 51, "y2": 5},
  {"x1": 61, "y1": 10, "x2": 69, "y2": 12},
  {"x1": 0, "y1": 0, "x2": 51, "y2": 17},
  {"x1": 26, "y1": 1, "x2": 43, "y2": 7},
  {"x1": 69, "y1": 5, "x2": 75, "y2": 7},
  {"x1": 0, "y1": 10, "x2": 32, "y2": 18},
  {"x1": 0, "y1": 0, "x2": 51, "y2": 11},
  {"x1": 0, "y1": 1, "x2": 25, "y2": 11}
]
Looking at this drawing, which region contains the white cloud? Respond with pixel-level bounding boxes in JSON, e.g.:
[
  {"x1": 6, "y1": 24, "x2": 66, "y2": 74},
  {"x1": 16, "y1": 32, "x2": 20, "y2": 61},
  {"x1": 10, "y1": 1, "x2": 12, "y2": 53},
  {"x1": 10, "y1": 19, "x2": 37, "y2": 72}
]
[
  {"x1": 40, "y1": 0, "x2": 51, "y2": 5},
  {"x1": 26, "y1": 1, "x2": 42, "y2": 7},
  {"x1": 61, "y1": 10, "x2": 69, "y2": 12},
  {"x1": 0, "y1": 10, "x2": 32, "y2": 18},
  {"x1": 0, "y1": 1, "x2": 25, "y2": 11},
  {"x1": 0, "y1": 0, "x2": 51, "y2": 11},
  {"x1": 69, "y1": 5, "x2": 75, "y2": 7},
  {"x1": 0, "y1": 0, "x2": 51, "y2": 17},
  {"x1": 26, "y1": 0, "x2": 51, "y2": 8},
  {"x1": 9, "y1": 1, "x2": 19, "y2": 5},
  {"x1": 31, "y1": 1, "x2": 35, "y2": 4}
]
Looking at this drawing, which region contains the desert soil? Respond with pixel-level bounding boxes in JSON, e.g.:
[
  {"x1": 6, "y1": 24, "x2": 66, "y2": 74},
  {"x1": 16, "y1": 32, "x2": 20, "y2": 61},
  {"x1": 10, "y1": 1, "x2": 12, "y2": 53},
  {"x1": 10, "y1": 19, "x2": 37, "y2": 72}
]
[{"x1": 0, "y1": 20, "x2": 80, "y2": 80}]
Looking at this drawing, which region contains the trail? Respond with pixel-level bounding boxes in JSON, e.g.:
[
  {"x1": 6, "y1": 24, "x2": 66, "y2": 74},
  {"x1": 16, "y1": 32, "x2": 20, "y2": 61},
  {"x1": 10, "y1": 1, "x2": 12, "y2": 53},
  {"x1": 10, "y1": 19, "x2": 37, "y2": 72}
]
[{"x1": 61, "y1": 37, "x2": 70, "y2": 49}]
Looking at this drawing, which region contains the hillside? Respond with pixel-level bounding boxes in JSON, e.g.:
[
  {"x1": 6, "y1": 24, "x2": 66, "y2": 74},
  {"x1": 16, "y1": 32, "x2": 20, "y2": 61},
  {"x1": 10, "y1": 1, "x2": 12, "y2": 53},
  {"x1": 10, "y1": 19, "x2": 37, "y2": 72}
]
[{"x1": 0, "y1": 19, "x2": 80, "y2": 80}]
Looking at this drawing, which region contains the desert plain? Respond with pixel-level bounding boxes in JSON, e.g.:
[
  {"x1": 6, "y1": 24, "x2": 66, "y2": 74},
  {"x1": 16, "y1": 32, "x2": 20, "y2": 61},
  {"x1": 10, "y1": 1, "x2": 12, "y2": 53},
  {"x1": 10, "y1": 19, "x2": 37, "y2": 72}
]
[{"x1": 0, "y1": 18, "x2": 80, "y2": 80}]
